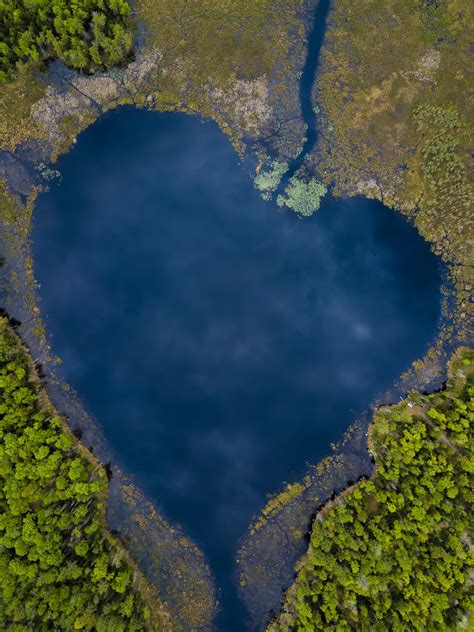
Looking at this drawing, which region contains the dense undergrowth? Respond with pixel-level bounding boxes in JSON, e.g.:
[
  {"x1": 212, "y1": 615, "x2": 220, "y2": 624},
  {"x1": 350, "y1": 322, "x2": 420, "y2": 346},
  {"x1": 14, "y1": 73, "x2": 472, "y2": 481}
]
[
  {"x1": 0, "y1": 0, "x2": 133, "y2": 82},
  {"x1": 0, "y1": 318, "x2": 166, "y2": 630},
  {"x1": 269, "y1": 348, "x2": 474, "y2": 631}
]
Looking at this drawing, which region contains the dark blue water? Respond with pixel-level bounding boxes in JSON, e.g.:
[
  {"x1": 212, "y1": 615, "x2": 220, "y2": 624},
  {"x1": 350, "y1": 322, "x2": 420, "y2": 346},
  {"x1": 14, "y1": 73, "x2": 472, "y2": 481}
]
[{"x1": 32, "y1": 107, "x2": 441, "y2": 630}]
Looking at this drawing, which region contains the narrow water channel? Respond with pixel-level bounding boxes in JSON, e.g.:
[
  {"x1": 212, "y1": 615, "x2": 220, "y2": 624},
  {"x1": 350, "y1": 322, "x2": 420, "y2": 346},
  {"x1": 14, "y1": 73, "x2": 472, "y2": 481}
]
[
  {"x1": 277, "y1": 0, "x2": 330, "y2": 193},
  {"x1": 32, "y1": 106, "x2": 441, "y2": 631}
]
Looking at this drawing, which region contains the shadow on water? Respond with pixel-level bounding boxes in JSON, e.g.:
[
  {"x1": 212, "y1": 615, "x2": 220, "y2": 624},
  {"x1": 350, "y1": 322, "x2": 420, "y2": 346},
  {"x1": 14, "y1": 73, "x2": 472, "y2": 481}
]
[{"x1": 32, "y1": 105, "x2": 441, "y2": 631}]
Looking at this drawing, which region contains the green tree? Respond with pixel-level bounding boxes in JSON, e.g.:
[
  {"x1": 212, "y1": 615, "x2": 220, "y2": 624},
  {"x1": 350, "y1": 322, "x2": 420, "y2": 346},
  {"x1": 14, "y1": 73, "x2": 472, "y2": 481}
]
[{"x1": 0, "y1": 0, "x2": 133, "y2": 82}]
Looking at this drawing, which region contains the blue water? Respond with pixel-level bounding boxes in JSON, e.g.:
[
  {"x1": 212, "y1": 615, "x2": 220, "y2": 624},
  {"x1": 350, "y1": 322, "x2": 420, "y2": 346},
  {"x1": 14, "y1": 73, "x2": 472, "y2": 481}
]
[{"x1": 32, "y1": 106, "x2": 441, "y2": 630}]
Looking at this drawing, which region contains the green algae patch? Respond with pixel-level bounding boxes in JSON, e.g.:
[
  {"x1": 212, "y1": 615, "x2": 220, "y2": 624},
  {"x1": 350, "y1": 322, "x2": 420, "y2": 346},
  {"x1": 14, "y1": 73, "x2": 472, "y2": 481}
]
[
  {"x1": 277, "y1": 174, "x2": 327, "y2": 216},
  {"x1": 254, "y1": 160, "x2": 289, "y2": 200},
  {"x1": 269, "y1": 349, "x2": 474, "y2": 631}
]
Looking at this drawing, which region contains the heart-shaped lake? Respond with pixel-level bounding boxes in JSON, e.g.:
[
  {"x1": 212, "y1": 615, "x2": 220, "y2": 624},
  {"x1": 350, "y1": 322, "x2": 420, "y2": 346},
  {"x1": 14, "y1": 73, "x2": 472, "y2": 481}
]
[{"x1": 33, "y1": 107, "x2": 441, "y2": 630}]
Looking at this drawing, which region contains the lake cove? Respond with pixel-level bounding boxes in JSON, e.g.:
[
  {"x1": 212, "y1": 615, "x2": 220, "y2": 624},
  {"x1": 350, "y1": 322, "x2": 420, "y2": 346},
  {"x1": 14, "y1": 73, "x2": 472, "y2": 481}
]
[{"x1": 32, "y1": 107, "x2": 441, "y2": 630}]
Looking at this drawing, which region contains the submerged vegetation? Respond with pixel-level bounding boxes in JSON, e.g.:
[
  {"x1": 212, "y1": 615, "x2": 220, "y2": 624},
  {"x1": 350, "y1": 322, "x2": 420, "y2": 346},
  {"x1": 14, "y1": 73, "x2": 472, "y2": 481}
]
[
  {"x1": 277, "y1": 175, "x2": 327, "y2": 217},
  {"x1": 0, "y1": 0, "x2": 133, "y2": 82},
  {"x1": 269, "y1": 349, "x2": 474, "y2": 631},
  {"x1": 0, "y1": 318, "x2": 167, "y2": 630}
]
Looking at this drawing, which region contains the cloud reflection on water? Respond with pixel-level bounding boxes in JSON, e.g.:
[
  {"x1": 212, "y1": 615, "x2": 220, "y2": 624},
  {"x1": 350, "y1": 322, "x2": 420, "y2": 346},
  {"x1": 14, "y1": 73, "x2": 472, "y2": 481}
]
[{"x1": 33, "y1": 108, "x2": 441, "y2": 631}]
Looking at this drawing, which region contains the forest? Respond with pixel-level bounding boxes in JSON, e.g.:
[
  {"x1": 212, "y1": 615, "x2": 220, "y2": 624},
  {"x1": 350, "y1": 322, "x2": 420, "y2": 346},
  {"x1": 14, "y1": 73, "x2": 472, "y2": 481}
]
[
  {"x1": 269, "y1": 348, "x2": 473, "y2": 631},
  {"x1": 0, "y1": 317, "x2": 165, "y2": 630},
  {"x1": 312, "y1": 0, "x2": 473, "y2": 339},
  {"x1": 0, "y1": 0, "x2": 133, "y2": 82}
]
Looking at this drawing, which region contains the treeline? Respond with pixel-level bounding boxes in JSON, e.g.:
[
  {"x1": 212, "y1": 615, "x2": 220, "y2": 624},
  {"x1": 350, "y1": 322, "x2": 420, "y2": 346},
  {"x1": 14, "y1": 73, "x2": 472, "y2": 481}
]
[
  {"x1": 0, "y1": 0, "x2": 133, "y2": 82},
  {"x1": 270, "y1": 348, "x2": 473, "y2": 631},
  {"x1": 0, "y1": 317, "x2": 165, "y2": 630}
]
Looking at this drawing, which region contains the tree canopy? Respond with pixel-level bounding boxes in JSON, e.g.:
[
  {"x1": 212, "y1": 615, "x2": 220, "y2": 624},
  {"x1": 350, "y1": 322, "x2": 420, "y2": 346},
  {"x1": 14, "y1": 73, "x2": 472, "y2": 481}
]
[
  {"x1": 0, "y1": 0, "x2": 133, "y2": 82},
  {"x1": 0, "y1": 317, "x2": 164, "y2": 630},
  {"x1": 270, "y1": 349, "x2": 473, "y2": 631}
]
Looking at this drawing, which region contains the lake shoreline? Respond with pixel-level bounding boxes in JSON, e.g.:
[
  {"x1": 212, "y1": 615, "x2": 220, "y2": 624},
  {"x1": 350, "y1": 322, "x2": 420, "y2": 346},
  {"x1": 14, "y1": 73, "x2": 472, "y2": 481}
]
[{"x1": 0, "y1": 1, "x2": 468, "y2": 629}]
